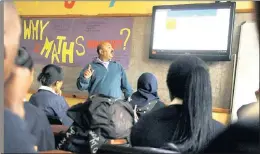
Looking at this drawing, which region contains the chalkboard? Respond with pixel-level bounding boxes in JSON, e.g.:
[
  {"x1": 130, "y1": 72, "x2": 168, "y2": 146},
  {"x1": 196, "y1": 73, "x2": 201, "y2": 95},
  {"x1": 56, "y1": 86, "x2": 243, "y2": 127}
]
[{"x1": 20, "y1": 16, "x2": 133, "y2": 98}]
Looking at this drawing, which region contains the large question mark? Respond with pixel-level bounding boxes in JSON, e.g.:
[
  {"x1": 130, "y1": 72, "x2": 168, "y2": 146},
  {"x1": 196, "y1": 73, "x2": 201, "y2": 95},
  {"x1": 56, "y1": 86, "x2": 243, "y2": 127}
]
[{"x1": 120, "y1": 28, "x2": 131, "y2": 51}]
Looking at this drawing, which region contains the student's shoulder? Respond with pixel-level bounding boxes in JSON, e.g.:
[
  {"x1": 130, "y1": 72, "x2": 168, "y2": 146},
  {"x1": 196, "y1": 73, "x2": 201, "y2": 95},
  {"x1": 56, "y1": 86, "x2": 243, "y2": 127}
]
[
  {"x1": 24, "y1": 102, "x2": 38, "y2": 115},
  {"x1": 52, "y1": 95, "x2": 68, "y2": 105},
  {"x1": 25, "y1": 102, "x2": 47, "y2": 117},
  {"x1": 4, "y1": 109, "x2": 25, "y2": 127},
  {"x1": 4, "y1": 109, "x2": 37, "y2": 153},
  {"x1": 137, "y1": 107, "x2": 167, "y2": 124},
  {"x1": 29, "y1": 92, "x2": 37, "y2": 99}
]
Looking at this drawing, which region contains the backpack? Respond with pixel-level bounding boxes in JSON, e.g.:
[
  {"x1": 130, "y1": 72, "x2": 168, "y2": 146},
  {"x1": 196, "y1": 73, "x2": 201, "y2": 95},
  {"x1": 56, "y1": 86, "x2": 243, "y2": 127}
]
[{"x1": 57, "y1": 94, "x2": 135, "y2": 153}]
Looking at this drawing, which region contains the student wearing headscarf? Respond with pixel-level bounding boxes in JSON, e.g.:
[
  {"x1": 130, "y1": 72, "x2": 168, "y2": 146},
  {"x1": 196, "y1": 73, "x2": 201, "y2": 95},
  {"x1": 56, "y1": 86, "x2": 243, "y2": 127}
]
[
  {"x1": 29, "y1": 64, "x2": 73, "y2": 126},
  {"x1": 130, "y1": 73, "x2": 165, "y2": 118}
]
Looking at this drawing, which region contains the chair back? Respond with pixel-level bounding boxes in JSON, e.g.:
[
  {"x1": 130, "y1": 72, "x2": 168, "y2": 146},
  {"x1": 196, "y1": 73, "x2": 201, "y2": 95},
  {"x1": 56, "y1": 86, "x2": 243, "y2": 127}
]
[{"x1": 97, "y1": 144, "x2": 180, "y2": 154}]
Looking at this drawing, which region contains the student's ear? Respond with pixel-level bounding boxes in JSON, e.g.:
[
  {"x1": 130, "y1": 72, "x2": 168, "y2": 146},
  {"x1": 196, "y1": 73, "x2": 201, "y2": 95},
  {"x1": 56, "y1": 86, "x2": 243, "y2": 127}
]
[
  {"x1": 55, "y1": 81, "x2": 59, "y2": 86},
  {"x1": 29, "y1": 69, "x2": 34, "y2": 85},
  {"x1": 56, "y1": 81, "x2": 63, "y2": 88},
  {"x1": 4, "y1": 46, "x2": 6, "y2": 59},
  {"x1": 99, "y1": 49, "x2": 104, "y2": 55}
]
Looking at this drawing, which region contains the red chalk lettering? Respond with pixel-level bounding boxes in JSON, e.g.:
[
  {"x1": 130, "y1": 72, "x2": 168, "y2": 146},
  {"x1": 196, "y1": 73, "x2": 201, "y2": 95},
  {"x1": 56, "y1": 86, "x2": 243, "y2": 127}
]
[{"x1": 64, "y1": 0, "x2": 76, "y2": 9}]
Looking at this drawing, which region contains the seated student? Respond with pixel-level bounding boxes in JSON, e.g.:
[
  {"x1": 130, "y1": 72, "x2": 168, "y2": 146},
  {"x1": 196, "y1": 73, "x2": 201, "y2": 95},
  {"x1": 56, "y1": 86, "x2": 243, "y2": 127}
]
[
  {"x1": 24, "y1": 102, "x2": 55, "y2": 151},
  {"x1": 130, "y1": 56, "x2": 225, "y2": 153},
  {"x1": 129, "y1": 73, "x2": 165, "y2": 118},
  {"x1": 29, "y1": 64, "x2": 73, "y2": 126},
  {"x1": 4, "y1": 2, "x2": 37, "y2": 152},
  {"x1": 201, "y1": 2, "x2": 258, "y2": 152},
  {"x1": 202, "y1": 89, "x2": 259, "y2": 153},
  {"x1": 202, "y1": 2, "x2": 260, "y2": 152},
  {"x1": 237, "y1": 90, "x2": 259, "y2": 120}
]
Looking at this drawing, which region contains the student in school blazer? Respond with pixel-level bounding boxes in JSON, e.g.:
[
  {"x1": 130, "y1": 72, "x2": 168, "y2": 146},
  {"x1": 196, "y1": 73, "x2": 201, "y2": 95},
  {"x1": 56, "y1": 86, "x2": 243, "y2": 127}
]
[{"x1": 29, "y1": 64, "x2": 73, "y2": 126}]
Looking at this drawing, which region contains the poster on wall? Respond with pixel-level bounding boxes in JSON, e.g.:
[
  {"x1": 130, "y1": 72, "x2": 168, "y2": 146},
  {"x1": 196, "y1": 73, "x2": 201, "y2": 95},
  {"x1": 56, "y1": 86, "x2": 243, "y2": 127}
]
[{"x1": 20, "y1": 17, "x2": 133, "y2": 69}]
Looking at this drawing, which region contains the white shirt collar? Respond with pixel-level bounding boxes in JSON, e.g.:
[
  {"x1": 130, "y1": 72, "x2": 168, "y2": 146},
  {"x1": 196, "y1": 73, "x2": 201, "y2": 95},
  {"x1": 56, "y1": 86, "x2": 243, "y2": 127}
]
[
  {"x1": 96, "y1": 58, "x2": 110, "y2": 69},
  {"x1": 39, "y1": 86, "x2": 57, "y2": 95}
]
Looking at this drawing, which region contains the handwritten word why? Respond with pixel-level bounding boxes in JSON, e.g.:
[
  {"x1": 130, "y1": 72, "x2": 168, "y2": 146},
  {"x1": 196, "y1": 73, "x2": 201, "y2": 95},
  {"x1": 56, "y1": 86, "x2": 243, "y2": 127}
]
[
  {"x1": 23, "y1": 20, "x2": 130, "y2": 65},
  {"x1": 24, "y1": 20, "x2": 85, "y2": 64}
]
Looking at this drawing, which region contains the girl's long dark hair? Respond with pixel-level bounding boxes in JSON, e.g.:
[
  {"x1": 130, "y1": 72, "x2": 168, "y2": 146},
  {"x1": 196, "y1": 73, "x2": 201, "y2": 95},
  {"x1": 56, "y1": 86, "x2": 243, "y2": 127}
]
[{"x1": 167, "y1": 56, "x2": 213, "y2": 153}]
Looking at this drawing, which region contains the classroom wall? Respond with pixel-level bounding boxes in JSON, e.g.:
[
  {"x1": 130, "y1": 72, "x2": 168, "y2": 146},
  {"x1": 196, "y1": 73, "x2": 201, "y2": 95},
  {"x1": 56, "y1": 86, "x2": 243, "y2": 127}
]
[
  {"x1": 26, "y1": 12, "x2": 254, "y2": 125},
  {"x1": 15, "y1": 1, "x2": 253, "y2": 16},
  {"x1": 19, "y1": 0, "x2": 255, "y2": 126},
  {"x1": 128, "y1": 13, "x2": 255, "y2": 108}
]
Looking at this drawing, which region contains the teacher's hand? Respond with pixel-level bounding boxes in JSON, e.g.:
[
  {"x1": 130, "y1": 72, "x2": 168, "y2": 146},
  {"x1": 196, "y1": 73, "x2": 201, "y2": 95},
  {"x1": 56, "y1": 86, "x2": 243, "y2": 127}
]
[{"x1": 84, "y1": 64, "x2": 94, "y2": 79}]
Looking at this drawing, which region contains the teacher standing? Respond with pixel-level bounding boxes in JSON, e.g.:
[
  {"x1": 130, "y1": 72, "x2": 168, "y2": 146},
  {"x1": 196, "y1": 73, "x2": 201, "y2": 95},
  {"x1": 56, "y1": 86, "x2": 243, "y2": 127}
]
[{"x1": 76, "y1": 42, "x2": 133, "y2": 100}]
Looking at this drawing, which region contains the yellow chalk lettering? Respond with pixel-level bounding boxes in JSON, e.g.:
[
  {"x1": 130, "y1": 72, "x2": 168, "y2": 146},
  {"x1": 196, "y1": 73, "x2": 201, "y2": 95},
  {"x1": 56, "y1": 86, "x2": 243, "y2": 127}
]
[
  {"x1": 23, "y1": 20, "x2": 31, "y2": 40},
  {"x1": 56, "y1": 36, "x2": 66, "y2": 54},
  {"x1": 62, "y1": 42, "x2": 74, "y2": 63},
  {"x1": 30, "y1": 20, "x2": 39, "y2": 40},
  {"x1": 40, "y1": 37, "x2": 54, "y2": 58},
  {"x1": 51, "y1": 43, "x2": 60, "y2": 64},
  {"x1": 40, "y1": 20, "x2": 50, "y2": 41},
  {"x1": 75, "y1": 36, "x2": 85, "y2": 56}
]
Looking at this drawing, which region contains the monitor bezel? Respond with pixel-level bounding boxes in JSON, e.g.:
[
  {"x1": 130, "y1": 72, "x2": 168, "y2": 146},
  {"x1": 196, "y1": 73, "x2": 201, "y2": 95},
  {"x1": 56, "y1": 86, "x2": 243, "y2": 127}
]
[{"x1": 149, "y1": 2, "x2": 236, "y2": 61}]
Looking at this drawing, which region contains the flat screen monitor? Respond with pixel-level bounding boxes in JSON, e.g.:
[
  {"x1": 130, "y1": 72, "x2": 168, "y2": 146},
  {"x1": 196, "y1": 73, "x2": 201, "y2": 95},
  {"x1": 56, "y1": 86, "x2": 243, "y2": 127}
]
[{"x1": 149, "y1": 2, "x2": 236, "y2": 61}]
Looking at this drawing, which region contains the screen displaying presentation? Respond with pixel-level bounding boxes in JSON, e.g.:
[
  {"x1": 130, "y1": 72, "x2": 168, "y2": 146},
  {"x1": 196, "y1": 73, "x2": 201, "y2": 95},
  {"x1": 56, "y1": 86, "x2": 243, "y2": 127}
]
[{"x1": 152, "y1": 8, "x2": 231, "y2": 51}]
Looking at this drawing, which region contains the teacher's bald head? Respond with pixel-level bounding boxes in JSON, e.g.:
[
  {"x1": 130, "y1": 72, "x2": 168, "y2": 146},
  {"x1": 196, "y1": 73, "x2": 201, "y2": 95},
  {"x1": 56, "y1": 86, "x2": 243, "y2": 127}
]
[{"x1": 4, "y1": 1, "x2": 21, "y2": 82}]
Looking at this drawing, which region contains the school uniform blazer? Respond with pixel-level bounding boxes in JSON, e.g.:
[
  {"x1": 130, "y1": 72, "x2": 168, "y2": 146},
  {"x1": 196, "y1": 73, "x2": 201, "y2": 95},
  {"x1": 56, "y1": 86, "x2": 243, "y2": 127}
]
[
  {"x1": 4, "y1": 108, "x2": 37, "y2": 153},
  {"x1": 29, "y1": 89, "x2": 73, "y2": 126},
  {"x1": 24, "y1": 102, "x2": 55, "y2": 151}
]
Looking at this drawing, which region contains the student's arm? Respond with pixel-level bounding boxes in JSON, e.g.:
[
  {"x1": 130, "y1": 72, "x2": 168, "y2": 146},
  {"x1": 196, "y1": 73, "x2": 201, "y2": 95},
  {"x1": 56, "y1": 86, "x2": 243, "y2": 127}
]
[
  {"x1": 4, "y1": 109, "x2": 38, "y2": 153},
  {"x1": 52, "y1": 97, "x2": 73, "y2": 127},
  {"x1": 120, "y1": 66, "x2": 133, "y2": 99},
  {"x1": 32, "y1": 111, "x2": 55, "y2": 151},
  {"x1": 76, "y1": 64, "x2": 92, "y2": 91}
]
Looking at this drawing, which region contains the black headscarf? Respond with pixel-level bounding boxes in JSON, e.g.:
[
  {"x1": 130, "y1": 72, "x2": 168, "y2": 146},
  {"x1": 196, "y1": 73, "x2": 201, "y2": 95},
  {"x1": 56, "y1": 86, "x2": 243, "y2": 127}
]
[{"x1": 130, "y1": 73, "x2": 159, "y2": 107}]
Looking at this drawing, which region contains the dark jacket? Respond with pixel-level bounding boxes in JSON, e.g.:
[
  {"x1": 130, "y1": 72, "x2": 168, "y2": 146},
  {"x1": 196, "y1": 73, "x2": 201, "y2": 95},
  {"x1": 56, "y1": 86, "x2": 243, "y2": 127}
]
[
  {"x1": 201, "y1": 117, "x2": 260, "y2": 153},
  {"x1": 4, "y1": 109, "x2": 37, "y2": 153},
  {"x1": 130, "y1": 73, "x2": 165, "y2": 117},
  {"x1": 29, "y1": 89, "x2": 73, "y2": 126},
  {"x1": 131, "y1": 105, "x2": 225, "y2": 150},
  {"x1": 76, "y1": 58, "x2": 132, "y2": 99},
  {"x1": 24, "y1": 102, "x2": 55, "y2": 151}
]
